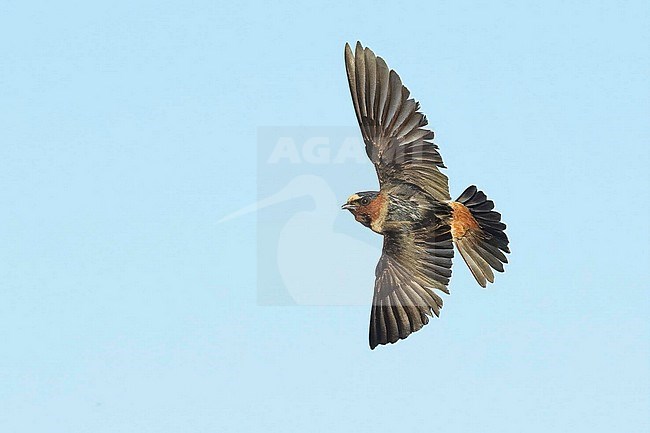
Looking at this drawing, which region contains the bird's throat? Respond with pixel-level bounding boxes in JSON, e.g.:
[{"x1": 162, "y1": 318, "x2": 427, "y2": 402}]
[{"x1": 368, "y1": 193, "x2": 388, "y2": 233}]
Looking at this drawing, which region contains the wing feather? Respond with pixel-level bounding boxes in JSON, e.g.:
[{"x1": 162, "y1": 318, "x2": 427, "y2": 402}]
[
  {"x1": 369, "y1": 223, "x2": 453, "y2": 349},
  {"x1": 345, "y1": 42, "x2": 450, "y2": 201}
]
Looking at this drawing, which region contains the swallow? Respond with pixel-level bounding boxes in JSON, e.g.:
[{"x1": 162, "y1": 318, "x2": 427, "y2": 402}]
[{"x1": 342, "y1": 42, "x2": 510, "y2": 349}]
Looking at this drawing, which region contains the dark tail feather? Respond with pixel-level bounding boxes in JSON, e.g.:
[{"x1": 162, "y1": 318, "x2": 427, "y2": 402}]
[{"x1": 452, "y1": 185, "x2": 510, "y2": 287}]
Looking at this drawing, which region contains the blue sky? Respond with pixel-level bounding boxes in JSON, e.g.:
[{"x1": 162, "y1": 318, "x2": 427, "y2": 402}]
[{"x1": 1, "y1": 1, "x2": 648, "y2": 432}]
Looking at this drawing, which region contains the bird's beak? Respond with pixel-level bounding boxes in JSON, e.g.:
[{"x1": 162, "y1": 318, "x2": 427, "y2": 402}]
[{"x1": 341, "y1": 203, "x2": 355, "y2": 210}]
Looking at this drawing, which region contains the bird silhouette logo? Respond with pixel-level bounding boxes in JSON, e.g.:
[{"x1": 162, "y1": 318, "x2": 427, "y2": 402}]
[
  {"x1": 341, "y1": 42, "x2": 510, "y2": 349},
  {"x1": 219, "y1": 174, "x2": 378, "y2": 306}
]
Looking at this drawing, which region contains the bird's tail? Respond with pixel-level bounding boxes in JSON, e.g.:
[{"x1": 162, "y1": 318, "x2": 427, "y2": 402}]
[{"x1": 450, "y1": 185, "x2": 510, "y2": 287}]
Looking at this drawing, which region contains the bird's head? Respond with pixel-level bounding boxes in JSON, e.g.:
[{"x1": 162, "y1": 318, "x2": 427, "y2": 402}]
[{"x1": 342, "y1": 191, "x2": 380, "y2": 228}]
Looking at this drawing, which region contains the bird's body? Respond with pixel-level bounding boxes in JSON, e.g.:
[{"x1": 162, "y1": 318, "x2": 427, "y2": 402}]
[
  {"x1": 342, "y1": 42, "x2": 510, "y2": 349},
  {"x1": 348, "y1": 185, "x2": 451, "y2": 234}
]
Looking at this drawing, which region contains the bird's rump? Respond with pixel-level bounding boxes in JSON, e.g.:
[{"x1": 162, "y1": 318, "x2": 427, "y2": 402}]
[{"x1": 452, "y1": 185, "x2": 510, "y2": 288}]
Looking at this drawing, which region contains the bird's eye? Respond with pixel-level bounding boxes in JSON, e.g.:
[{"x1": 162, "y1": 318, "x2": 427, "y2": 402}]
[{"x1": 360, "y1": 197, "x2": 370, "y2": 206}]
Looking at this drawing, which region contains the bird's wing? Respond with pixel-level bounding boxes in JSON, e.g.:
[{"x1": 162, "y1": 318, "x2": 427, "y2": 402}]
[
  {"x1": 344, "y1": 42, "x2": 450, "y2": 201},
  {"x1": 370, "y1": 223, "x2": 454, "y2": 349}
]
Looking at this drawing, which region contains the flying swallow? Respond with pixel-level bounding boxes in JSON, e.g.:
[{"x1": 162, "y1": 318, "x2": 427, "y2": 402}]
[{"x1": 342, "y1": 42, "x2": 510, "y2": 349}]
